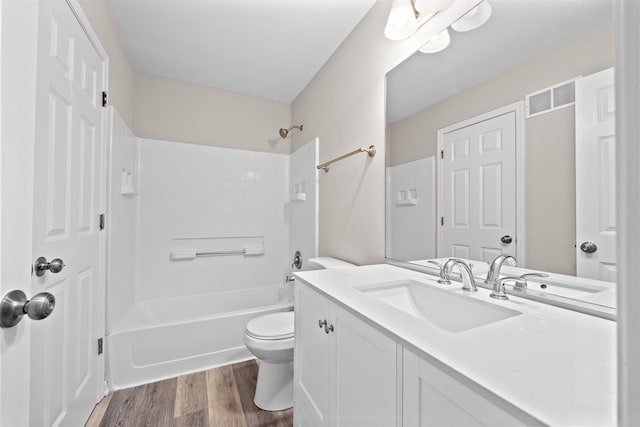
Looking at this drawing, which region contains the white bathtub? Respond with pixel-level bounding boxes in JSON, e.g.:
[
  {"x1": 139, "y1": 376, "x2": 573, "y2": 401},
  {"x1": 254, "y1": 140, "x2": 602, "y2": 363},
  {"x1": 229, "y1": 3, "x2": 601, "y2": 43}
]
[{"x1": 107, "y1": 285, "x2": 293, "y2": 390}]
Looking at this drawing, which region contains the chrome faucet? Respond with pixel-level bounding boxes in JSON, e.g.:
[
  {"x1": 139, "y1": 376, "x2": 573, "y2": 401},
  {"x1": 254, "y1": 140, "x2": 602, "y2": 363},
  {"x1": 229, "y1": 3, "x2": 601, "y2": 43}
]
[
  {"x1": 443, "y1": 259, "x2": 477, "y2": 292},
  {"x1": 485, "y1": 255, "x2": 517, "y2": 296},
  {"x1": 428, "y1": 260, "x2": 452, "y2": 285}
]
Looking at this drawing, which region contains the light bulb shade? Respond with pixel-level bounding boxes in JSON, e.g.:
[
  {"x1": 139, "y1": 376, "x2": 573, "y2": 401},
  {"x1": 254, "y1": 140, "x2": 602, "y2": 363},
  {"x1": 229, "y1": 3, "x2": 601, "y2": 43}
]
[
  {"x1": 418, "y1": 28, "x2": 451, "y2": 53},
  {"x1": 451, "y1": 0, "x2": 492, "y2": 32},
  {"x1": 384, "y1": 0, "x2": 418, "y2": 40},
  {"x1": 414, "y1": 0, "x2": 454, "y2": 15}
]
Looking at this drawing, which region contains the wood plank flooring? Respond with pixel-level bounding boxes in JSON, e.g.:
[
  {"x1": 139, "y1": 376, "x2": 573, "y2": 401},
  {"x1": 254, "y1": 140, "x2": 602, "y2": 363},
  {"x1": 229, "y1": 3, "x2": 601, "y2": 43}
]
[{"x1": 85, "y1": 360, "x2": 292, "y2": 427}]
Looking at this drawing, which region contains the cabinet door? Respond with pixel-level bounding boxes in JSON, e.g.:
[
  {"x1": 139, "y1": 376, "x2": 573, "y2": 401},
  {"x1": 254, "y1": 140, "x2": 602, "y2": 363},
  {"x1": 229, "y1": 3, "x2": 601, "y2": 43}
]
[
  {"x1": 330, "y1": 304, "x2": 398, "y2": 427},
  {"x1": 403, "y1": 349, "x2": 532, "y2": 426},
  {"x1": 294, "y1": 283, "x2": 330, "y2": 427}
]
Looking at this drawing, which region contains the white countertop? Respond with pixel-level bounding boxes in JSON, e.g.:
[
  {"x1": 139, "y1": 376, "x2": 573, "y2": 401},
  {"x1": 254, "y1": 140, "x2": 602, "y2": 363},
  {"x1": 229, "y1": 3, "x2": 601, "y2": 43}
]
[{"x1": 294, "y1": 264, "x2": 616, "y2": 426}]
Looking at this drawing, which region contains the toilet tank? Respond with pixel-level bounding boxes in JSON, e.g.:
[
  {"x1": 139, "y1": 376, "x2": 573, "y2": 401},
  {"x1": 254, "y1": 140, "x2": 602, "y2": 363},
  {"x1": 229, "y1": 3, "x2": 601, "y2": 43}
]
[{"x1": 307, "y1": 257, "x2": 356, "y2": 270}]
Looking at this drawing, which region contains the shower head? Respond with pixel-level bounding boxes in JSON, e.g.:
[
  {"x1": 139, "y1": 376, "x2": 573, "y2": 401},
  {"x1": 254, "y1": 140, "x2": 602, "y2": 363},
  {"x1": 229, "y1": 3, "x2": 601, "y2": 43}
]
[{"x1": 279, "y1": 125, "x2": 303, "y2": 139}]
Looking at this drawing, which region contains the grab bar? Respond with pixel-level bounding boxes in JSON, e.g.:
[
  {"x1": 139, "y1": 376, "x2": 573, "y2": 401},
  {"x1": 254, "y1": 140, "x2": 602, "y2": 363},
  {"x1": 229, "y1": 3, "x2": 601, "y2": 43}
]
[
  {"x1": 196, "y1": 250, "x2": 246, "y2": 257},
  {"x1": 170, "y1": 246, "x2": 264, "y2": 260}
]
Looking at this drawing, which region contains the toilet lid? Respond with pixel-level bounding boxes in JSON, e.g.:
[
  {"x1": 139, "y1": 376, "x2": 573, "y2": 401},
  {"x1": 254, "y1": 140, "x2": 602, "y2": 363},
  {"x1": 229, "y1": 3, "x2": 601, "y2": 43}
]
[{"x1": 246, "y1": 312, "x2": 294, "y2": 340}]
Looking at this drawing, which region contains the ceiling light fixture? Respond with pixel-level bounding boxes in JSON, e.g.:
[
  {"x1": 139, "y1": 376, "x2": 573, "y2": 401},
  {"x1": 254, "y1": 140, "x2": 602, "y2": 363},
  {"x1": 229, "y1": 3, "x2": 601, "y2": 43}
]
[
  {"x1": 451, "y1": 1, "x2": 492, "y2": 32},
  {"x1": 418, "y1": 28, "x2": 451, "y2": 53},
  {"x1": 384, "y1": 0, "x2": 492, "y2": 54},
  {"x1": 384, "y1": 0, "x2": 419, "y2": 40}
]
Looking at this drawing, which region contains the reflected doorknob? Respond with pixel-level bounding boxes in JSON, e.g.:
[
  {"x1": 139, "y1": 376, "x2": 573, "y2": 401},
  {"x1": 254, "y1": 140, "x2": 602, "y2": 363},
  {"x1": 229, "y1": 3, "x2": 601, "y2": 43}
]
[
  {"x1": 34, "y1": 256, "x2": 65, "y2": 277},
  {"x1": 0, "y1": 290, "x2": 55, "y2": 328},
  {"x1": 501, "y1": 235, "x2": 513, "y2": 244},
  {"x1": 580, "y1": 241, "x2": 598, "y2": 254}
]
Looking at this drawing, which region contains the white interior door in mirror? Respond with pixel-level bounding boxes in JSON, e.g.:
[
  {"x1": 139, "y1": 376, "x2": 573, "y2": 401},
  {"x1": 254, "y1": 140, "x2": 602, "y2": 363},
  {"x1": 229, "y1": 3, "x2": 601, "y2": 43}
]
[
  {"x1": 576, "y1": 67, "x2": 616, "y2": 282},
  {"x1": 30, "y1": 1, "x2": 106, "y2": 425},
  {"x1": 439, "y1": 111, "x2": 517, "y2": 262}
]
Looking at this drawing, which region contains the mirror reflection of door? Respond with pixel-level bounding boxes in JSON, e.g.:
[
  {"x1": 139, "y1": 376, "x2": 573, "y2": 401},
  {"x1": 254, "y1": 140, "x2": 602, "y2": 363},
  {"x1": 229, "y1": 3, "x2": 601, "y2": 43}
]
[
  {"x1": 438, "y1": 108, "x2": 518, "y2": 262},
  {"x1": 576, "y1": 67, "x2": 616, "y2": 281}
]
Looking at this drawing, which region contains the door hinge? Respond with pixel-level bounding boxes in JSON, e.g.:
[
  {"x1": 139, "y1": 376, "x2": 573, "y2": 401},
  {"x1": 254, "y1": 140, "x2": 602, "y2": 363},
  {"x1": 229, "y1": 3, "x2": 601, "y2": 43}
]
[
  {"x1": 102, "y1": 91, "x2": 108, "y2": 107},
  {"x1": 440, "y1": 150, "x2": 444, "y2": 159},
  {"x1": 99, "y1": 213, "x2": 105, "y2": 231},
  {"x1": 441, "y1": 217, "x2": 444, "y2": 226},
  {"x1": 97, "y1": 338, "x2": 103, "y2": 355}
]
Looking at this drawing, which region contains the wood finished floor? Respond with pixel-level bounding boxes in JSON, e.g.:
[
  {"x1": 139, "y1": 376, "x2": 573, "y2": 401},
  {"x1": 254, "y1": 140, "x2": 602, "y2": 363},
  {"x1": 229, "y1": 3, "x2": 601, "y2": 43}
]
[{"x1": 85, "y1": 360, "x2": 292, "y2": 427}]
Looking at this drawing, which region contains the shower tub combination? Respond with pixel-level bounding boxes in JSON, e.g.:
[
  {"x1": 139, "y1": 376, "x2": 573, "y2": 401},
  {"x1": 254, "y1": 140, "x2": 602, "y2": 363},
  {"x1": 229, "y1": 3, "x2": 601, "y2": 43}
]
[{"x1": 107, "y1": 285, "x2": 293, "y2": 390}]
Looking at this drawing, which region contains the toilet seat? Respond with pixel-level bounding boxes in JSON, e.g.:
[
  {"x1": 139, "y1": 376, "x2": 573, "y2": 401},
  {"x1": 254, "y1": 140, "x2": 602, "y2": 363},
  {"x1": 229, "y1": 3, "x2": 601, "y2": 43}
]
[{"x1": 245, "y1": 312, "x2": 294, "y2": 340}]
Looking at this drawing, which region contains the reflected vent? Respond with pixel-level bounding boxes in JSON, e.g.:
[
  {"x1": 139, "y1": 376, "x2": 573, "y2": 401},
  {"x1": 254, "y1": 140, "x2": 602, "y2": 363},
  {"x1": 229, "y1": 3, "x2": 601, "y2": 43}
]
[{"x1": 525, "y1": 77, "x2": 580, "y2": 118}]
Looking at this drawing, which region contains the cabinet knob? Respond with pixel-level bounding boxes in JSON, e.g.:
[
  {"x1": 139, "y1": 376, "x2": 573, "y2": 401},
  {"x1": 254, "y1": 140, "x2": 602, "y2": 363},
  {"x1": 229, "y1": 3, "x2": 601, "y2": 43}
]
[
  {"x1": 324, "y1": 323, "x2": 334, "y2": 334},
  {"x1": 318, "y1": 319, "x2": 327, "y2": 329}
]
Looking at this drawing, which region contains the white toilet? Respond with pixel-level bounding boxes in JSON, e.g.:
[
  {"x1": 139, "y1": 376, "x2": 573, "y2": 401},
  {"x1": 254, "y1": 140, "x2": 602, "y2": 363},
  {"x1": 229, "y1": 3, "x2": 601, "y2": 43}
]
[{"x1": 243, "y1": 256, "x2": 355, "y2": 411}]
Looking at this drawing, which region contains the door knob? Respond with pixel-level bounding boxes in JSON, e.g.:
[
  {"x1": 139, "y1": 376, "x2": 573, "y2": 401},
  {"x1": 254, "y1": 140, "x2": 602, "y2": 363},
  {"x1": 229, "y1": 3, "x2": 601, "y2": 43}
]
[
  {"x1": 292, "y1": 251, "x2": 302, "y2": 270},
  {"x1": 501, "y1": 235, "x2": 513, "y2": 244},
  {"x1": 34, "y1": 256, "x2": 65, "y2": 277},
  {"x1": 0, "y1": 290, "x2": 55, "y2": 328},
  {"x1": 580, "y1": 241, "x2": 598, "y2": 254}
]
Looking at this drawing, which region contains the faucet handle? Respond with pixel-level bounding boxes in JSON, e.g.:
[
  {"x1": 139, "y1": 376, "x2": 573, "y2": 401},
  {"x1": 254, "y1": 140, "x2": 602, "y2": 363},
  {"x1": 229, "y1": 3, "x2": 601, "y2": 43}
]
[
  {"x1": 429, "y1": 260, "x2": 453, "y2": 285},
  {"x1": 520, "y1": 272, "x2": 548, "y2": 280},
  {"x1": 427, "y1": 260, "x2": 444, "y2": 269},
  {"x1": 490, "y1": 276, "x2": 520, "y2": 300},
  {"x1": 512, "y1": 272, "x2": 548, "y2": 291}
]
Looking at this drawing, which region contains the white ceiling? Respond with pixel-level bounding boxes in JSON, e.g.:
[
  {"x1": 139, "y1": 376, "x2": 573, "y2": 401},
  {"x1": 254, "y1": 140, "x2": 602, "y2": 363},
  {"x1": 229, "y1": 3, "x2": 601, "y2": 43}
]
[
  {"x1": 387, "y1": 0, "x2": 613, "y2": 123},
  {"x1": 106, "y1": 0, "x2": 377, "y2": 103}
]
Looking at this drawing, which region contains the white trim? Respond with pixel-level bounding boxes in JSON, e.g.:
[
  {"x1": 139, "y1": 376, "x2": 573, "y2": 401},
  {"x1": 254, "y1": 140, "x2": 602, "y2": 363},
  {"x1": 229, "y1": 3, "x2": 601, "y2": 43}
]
[
  {"x1": 436, "y1": 101, "x2": 526, "y2": 265},
  {"x1": 616, "y1": 0, "x2": 640, "y2": 424},
  {"x1": 65, "y1": 0, "x2": 111, "y2": 400}
]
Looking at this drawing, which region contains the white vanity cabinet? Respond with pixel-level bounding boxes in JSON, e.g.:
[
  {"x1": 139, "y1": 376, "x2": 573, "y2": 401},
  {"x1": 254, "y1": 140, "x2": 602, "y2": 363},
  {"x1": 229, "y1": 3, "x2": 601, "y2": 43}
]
[
  {"x1": 294, "y1": 281, "x2": 398, "y2": 427},
  {"x1": 402, "y1": 349, "x2": 533, "y2": 426}
]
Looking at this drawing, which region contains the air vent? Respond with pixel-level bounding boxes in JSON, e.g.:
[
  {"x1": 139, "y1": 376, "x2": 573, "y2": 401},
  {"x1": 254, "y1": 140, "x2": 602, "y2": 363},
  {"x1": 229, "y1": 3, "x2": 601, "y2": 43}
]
[{"x1": 525, "y1": 77, "x2": 580, "y2": 118}]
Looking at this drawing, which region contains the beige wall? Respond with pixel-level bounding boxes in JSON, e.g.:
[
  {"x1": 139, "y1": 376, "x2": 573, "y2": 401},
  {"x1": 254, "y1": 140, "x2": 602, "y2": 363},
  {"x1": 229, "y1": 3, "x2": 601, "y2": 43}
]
[
  {"x1": 290, "y1": 1, "x2": 411, "y2": 265},
  {"x1": 78, "y1": 0, "x2": 136, "y2": 129},
  {"x1": 78, "y1": 1, "x2": 291, "y2": 154},
  {"x1": 388, "y1": 22, "x2": 614, "y2": 275},
  {"x1": 290, "y1": 0, "x2": 469, "y2": 265},
  {"x1": 291, "y1": 0, "x2": 440, "y2": 264},
  {"x1": 133, "y1": 73, "x2": 291, "y2": 153}
]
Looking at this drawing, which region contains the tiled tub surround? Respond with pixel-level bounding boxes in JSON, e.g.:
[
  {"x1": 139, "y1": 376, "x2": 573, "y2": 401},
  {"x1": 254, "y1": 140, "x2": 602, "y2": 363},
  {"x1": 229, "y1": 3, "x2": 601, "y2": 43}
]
[
  {"x1": 135, "y1": 138, "x2": 290, "y2": 301},
  {"x1": 294, "y1": 264, "x2": 615, "y2": 426},
  {"x1": 106, "y1": 134, "x2": 320, "y2": 389}
]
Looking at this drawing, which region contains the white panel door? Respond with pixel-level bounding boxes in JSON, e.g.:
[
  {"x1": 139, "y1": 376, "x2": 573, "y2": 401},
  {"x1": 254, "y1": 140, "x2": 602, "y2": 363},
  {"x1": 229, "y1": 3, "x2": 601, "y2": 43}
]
[
  {"x1": 575, "y1": 68, "x2": 616, "y2": 281},
  {"x1": 30, "y1": 1, "x2": 106, "y2": 426},
  {"x1": 440, "y1": 111, "x2": 517, "y2": 262}
]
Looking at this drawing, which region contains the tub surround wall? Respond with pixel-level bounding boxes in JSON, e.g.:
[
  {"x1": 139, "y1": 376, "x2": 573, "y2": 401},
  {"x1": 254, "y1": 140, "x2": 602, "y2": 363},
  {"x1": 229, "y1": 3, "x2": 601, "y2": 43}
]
[
  {"x1": 133, "y1": 73, "x2": 291, "y2": 154},
  {"x1": 289, "y1": 138, "x2": 319, "y2": 270},
  {"x1": 107, "y1": 135, "x2": 303, "y2": 387},
  {"x1": 107, "y1": 108, "x2": 138, "y2": 332},
  {"x1": 134, "y1": 138, "x2": 290, "y2": 302},
  {"x1": 386, "y1": 157, "x2": 436, "y2": 261}
]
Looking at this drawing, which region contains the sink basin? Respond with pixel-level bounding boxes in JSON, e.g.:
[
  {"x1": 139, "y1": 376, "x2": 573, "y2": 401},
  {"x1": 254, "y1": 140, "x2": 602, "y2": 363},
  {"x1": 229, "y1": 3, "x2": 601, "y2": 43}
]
[{"x1": 356, "y1": 280, "x2": 521, "y2": 332}]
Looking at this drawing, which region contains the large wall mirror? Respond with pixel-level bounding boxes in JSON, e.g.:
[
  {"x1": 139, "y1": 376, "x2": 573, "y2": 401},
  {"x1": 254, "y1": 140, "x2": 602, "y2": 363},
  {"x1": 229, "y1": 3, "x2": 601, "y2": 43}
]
[{"x1": 385, "y1": 0, "x2": 616, "y2": 311}]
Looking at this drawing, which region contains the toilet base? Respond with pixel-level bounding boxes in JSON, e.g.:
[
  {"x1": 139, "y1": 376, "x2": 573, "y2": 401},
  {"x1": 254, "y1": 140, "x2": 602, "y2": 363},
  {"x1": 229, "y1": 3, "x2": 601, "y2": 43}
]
[{"x1": 253, "y1": 359, "x2": 293, "y2": 411}]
